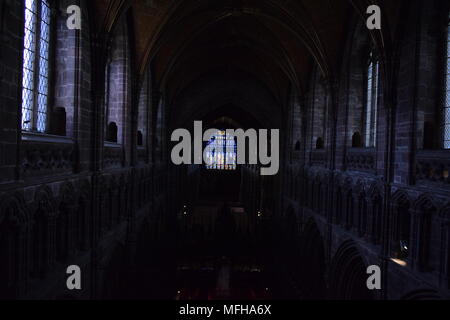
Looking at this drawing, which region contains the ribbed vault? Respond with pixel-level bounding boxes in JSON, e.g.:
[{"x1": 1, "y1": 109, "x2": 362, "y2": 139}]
[{"x1": 89, "y1": 0, "x2": 405, "y2": 127}]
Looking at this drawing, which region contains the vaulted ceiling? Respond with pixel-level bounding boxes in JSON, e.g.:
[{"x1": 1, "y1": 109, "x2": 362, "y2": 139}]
[{"x1": 90, "y1": 0, "x2": 405, "y2": 127}]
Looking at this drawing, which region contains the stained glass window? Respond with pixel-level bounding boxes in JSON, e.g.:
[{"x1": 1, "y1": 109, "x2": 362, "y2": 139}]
[
  {"x1": 365, "y1": 52, "x2": 379, "y2": 147},
  {"x1": 21, "y1": 0, "x2": 51, "y2": 132},
  {"x1": 205, "y1": 130, "x2": 237, "y2": 170},
  {"x1": 444, "y1": 13, "x2": 450, "y2": 149}
]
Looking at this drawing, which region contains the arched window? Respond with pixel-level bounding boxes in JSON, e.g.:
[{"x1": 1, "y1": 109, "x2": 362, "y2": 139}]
[
  {"x1": 310, "y1": 70, "x2": 327, "y2": 151},
  {"x1": 205, "y1": 130, "x2": 237, "y2": 170},
  {"x1": 104, "y1": 22, "x2": 129, "y2": 145},
  {"x1": 364, "y1": 52, "x2": 379, "y2": 147},
  {"x1": 21, "y1": 0, "x2": 52, "y2": 132},
  {"x1": 138, "y1": 69, "x2": 151, "y2": 149},
  {"x1": 444, "y1": 12, "x2": 450, "y2": 149},
  {"x1": 392, "y1": 203, "x2": 410, "y2": 260},
  {"x1": 352, "y1": 132, "x2": 362, "y2": 148},
  {"x1": 106, "y1": 122, "x2": 118, "y2": 143},
  {"x1": 290, "y1": 91, "x2": 302, "y2": 152},
  {"x1": 316, "y1": 137, "x2": 324, "y2": 150},
  {"x1": 137, "y1": 131, "x2": 143, "y2": 146}
]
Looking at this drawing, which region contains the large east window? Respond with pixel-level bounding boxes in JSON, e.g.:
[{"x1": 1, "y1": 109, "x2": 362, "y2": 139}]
[
  {"x1": 21, "y1": 0, "x2": 51, "y2": 132},
  {"x1": 364, "y1": 51, "x2": 379, "y2": 148},
  {"x1": 444, "y1": 12, "x2": 450, "y2": 149},
  {"x1": 205, "y1": 130, "x2": 237, "y2": 170}
]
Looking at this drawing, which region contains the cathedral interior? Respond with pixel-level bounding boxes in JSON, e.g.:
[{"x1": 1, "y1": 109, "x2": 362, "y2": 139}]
[{"x1": 0, "y1": 0, "x2": 450, "y2": 301}]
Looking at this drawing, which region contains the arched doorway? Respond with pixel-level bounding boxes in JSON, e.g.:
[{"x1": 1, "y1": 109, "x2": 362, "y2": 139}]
[{"x1": 328, "y1": 241, "x2": 373, "y2": 300}]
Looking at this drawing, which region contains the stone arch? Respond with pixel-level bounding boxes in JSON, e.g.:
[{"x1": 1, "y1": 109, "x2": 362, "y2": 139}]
[
  {"x1": 56, "y1": 182, "x2": 77, "y2": 262},
  {"x1": 412, "y1": 194, "x2": 439, "y2": 272},
  {"x1": 0, "y1": 193, "x2": 28, "y2": 226},
  {"x1": 306, "y1": 173, "x2": 314, "y2": 209},
  {"x1": 390, "y1": 190, "x2": 412, "y2": 259},
  {"x1": 334, "y1": 185, "x2": 343, "y2": 225},
  {"x1": 412, "y1": 193, "x2": 438, "y2": 211},
  {"x1": 368, "y1": 184, "x2": 383, "y2": 244},
  {"x1": 355, "y1": 187, "x2": 368, "y2": 237},
  {"x1": 368, "y1": 182, "x2": 383, "y2": 200},
  {"x1": 391, "y1": 189, "x2": 412, "y2": 205},
  {"x1": 312, "y1": 175, "x2": 325, "y2": 215},
  {"x1": 33, "y1": 185, "x2": 57, "y2": 217},
  {"x1": 60, "y1": 182, "x2": 76, "y2": 203},
  {"x1": 328, "y1": 240, "x2": 373, "y2": 300},
  {"x1": 343, "y1": 188, "x2": 354, "y2": 230},
  {"x1": 335, "y1": 177, "x2": 354, "y2": 229},
  {"x1": 342, "y1": 176, "x2": 353, "y2": 190},
  {"x1": 354, "y1": 179, "x2": 366, "y2": 195},
  {"x1": 31, "y1": 186, "x2": 57, "y2": 279},
  {"x1": 400, "y1": 289, "x2": 442, "y2": 301}
]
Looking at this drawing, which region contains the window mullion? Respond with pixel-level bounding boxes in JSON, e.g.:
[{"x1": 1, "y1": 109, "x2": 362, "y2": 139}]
[
  {"x1": 444, "y1": 16, "x2": 450, "y2": 149},
  {"x1": 372, "y1": 61, "x2": 379, "y2": 147},
  {"x1": 32, "y1": 1, "x2": 42, "y2": 132},
  {"x1": 365, "y1": 60, "x2": 373, "y2": 148},
  {"x1": 370, "y1": 62, "x2": 374, "y2": 147}
]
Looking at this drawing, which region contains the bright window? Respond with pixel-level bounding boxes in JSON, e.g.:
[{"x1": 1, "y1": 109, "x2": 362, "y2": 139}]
[
  {"x1": 365, "y1": 52, "x2": 379, "y2": 148},
  {"x1": 21, "y1": 0, "x2": 51, "y2": 132},
  {"x1": 205, "y1": 130, "x2": 237, "y2": 170},
  {"x1": 444, "y1": 13, "x2": 450, "y2": 149}
]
